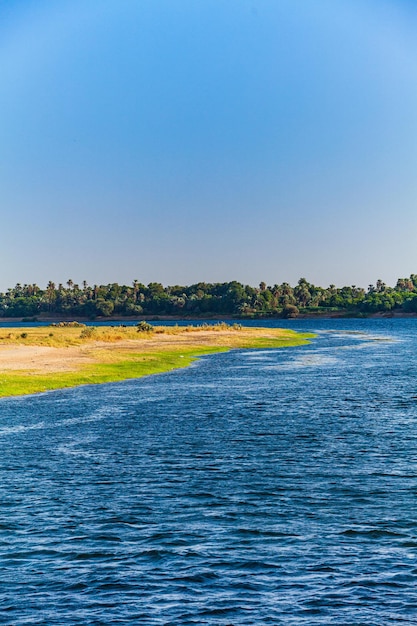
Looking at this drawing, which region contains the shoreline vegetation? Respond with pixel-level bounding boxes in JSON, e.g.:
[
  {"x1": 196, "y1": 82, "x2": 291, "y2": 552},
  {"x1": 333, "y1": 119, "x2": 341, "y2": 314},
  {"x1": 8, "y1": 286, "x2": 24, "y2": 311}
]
[
  {"x1": 0, "y1": 323, "x2": 313, "y2": 398},
  {"x1": 2, "y1": 276, "x2": 417, "y2": 321}
]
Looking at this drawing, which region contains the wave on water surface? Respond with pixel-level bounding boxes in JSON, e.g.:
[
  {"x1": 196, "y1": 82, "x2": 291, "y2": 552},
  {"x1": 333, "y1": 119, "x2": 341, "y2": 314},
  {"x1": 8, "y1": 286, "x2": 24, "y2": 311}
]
[{"x1": 1, "y1": 318, "x2": 417, "y2": 624}]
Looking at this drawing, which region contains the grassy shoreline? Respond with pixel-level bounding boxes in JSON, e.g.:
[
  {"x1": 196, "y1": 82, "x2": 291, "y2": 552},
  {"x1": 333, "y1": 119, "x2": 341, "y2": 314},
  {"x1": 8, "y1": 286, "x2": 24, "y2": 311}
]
[{"x1": 0, "y1": 324, "x2": 314, "y2": 398}]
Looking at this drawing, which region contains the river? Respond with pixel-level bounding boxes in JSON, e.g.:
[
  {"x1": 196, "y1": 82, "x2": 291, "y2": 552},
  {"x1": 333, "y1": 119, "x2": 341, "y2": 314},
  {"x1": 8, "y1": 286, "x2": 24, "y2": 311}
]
[{"x1": 1, "y1": 318, "x2": 417, "y2": 624}]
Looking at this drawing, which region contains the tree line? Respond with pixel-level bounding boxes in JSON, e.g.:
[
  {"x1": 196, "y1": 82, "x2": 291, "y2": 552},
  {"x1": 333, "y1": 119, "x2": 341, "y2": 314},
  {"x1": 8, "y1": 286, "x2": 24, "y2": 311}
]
[{"x1": 1, "y1": 276, "x2": 417, "y2": 319}]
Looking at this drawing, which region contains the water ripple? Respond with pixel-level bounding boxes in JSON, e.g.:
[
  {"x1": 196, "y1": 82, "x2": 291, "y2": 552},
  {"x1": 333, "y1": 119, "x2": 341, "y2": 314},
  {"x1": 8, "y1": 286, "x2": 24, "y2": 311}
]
[{"x1": 1, "y1": 319, "x2": 417, "y2": 624}]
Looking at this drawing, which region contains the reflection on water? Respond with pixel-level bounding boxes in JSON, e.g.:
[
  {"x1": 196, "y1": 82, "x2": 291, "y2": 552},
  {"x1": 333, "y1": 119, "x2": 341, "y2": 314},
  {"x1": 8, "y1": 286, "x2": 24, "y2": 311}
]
[{"x1": 1, "y1": 319, "x2": 417, "y2": 624}]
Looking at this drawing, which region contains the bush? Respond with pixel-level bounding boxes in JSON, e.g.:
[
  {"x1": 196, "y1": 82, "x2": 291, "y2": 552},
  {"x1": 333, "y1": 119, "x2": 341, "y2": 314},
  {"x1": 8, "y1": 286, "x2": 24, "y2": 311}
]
[
  {"x1": 282, "y1": 304, "x2": 299, "y2": 318},
  {"x1": 137, "y1": 321, "x2": 154, "y2": 332},
  {"x1": 80, "y1": 327, "x2": 97, "y2": 339}
]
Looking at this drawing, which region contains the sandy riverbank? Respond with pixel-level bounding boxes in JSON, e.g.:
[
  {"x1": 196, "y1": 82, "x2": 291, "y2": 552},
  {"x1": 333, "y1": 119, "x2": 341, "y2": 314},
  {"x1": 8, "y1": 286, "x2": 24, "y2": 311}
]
[
  {"x1": 0, "y1": 328, "x2": 297, "y2": 372},
  {"x1": 0, "y1": 325, "x2": 313, "y2": 397}
]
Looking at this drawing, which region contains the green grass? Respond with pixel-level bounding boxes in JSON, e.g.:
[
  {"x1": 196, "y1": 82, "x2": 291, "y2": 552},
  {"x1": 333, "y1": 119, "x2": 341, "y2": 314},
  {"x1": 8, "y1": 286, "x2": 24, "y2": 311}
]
[
  {"x1": 0, "y1": 328, "x2": 314, "y2": 398},
  {"x1": 0, "y1": 347, "x2": 225, "y2": 398}
]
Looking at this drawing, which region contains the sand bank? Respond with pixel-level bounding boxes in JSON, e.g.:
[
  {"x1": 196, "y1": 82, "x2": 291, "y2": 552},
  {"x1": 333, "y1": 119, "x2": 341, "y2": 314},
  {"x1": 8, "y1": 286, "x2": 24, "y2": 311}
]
[{"x1": 0, "y1": 325, "x2": 313, "y2": 397}]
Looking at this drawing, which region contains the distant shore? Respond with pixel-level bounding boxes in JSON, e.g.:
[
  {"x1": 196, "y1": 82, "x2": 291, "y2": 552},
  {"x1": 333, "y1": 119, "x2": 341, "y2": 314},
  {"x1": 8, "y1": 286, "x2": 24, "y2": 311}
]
[{"x1": 0, "y1": 311, "x2": 416, "y2": 324}]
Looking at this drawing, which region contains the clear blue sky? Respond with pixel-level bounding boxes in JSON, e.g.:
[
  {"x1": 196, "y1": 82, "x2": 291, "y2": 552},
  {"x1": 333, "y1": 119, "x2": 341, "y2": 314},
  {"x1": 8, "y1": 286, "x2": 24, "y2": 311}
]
[{"x1": 1, "y1": 0, "x2": 416, "y2": 290}]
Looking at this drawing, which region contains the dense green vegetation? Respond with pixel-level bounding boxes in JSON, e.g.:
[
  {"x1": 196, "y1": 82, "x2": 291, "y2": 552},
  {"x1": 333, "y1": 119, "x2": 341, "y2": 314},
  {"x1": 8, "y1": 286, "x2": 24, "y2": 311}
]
[{"x1": 1, "y1": 275, "x2": 417, "y2": 319}]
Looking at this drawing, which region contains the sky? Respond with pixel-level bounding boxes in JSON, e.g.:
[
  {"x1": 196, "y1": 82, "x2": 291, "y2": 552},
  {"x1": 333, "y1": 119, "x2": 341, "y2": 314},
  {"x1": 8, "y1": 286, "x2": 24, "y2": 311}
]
[{"x1": 1, "y1": 0, "x2": 416, "y2": 290}]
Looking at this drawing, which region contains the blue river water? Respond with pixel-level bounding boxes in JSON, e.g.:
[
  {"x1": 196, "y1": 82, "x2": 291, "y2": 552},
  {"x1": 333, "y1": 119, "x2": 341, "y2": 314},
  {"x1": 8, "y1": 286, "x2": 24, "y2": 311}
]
[{"x1": 1, "y1": 318, "x2": 417, "y2": 625}]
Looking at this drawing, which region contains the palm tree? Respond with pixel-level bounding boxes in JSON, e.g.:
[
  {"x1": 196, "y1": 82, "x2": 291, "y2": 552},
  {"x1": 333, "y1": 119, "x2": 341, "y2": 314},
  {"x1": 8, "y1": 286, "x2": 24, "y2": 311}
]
[{"x1": 45, "y1": 281, "x2": 56, "y2": 311}]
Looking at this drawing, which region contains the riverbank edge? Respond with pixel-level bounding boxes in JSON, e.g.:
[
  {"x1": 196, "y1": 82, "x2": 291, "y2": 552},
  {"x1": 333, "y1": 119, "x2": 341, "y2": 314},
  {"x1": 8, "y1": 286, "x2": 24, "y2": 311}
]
[
  {"x1": 0, "y1": 327, "x2": 315, "y2": 399},
  {"x1": 0, "y1": 311, "x2": 415, "y2": 324}
]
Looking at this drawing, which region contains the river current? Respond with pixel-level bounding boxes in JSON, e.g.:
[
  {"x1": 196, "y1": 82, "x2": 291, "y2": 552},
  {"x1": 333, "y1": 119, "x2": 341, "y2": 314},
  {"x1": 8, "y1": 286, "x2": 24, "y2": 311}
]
[{"x1": 1, "y1": 318, "x2": 417, "y2": 625}]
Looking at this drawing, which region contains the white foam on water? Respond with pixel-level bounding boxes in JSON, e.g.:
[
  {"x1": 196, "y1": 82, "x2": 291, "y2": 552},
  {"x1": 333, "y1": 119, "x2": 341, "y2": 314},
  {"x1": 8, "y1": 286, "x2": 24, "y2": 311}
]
[
  {"x1": 56, "y1": 434, "x2": 100, "y2": 457},
  {"x1": 317, "y1": 330, "x2": 398, "y2": 343},
  {"x1": 59, "y1": 406, "x2": 120, "y2": 428},
  {"x1": 264, "y1": 353, "x2": 339, "y2": 371},
  {"x1": 0, "y1": 405, "x2": 120, "y2": 438},
  {"x1": 239, "y1": 350, "x2": 278, "y2": 358},
  {"x1": 0, "y1": 421, "x2": 46, "y2": 436}
]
